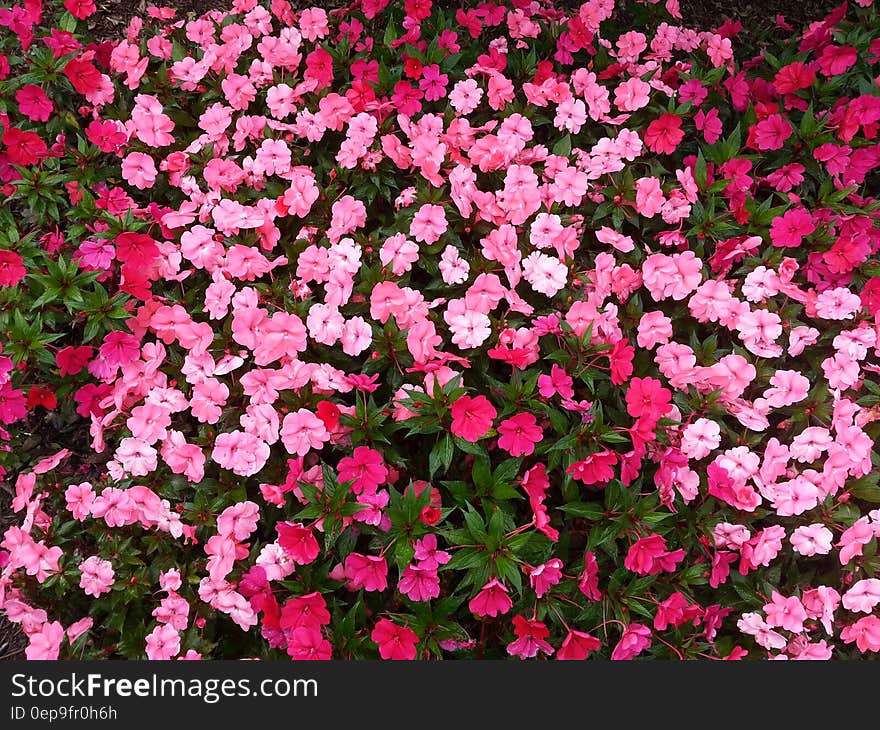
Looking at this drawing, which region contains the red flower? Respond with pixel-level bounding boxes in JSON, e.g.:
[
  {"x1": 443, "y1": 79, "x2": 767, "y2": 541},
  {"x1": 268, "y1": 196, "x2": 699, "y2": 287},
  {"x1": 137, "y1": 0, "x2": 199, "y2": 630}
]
[
  {"x1": 2, "y1": 127, "x2": 47, "y2": 166},
  {"x1": 63, "y1": 57, "x2": 102, "y2": 96},
  {"x1": 507, "y1": 615, "x2": 554, "y2": 659},
  {"x1": 773, "y1": 61, "x2": 816, "y2": 94},
  {"x1": 402, "y1": 55, "x2": 423, "y2": 79},
  {"x1": 624, "y1": 534, "x2": 685, "y2": 576},
  {"x1": 63, "y1": 0, "x2": 97, "y2": 19},
  {"x1": 557, "y1": 629, "x2": 601, "y2": 660},
  {"x1": 0, "y1": 250, "x2": 26, "y2": 287},
  {"x1": 26, "y1": 387, "x2": 57, "y2": 411},
  {"x1": 114, "y1": 232, "x2": 158, "y2": 268},
  {"x1": 644, "y1": 113, "x2": 684, "y2": 154},
  {"x1": 419, "y1": 505, "x2": 442, "y2": 525},
  {"x1": 56, "y1": 346, "x2": 93, "y2": 377},
  {"x1": 276, "y1": 522, "x2": 320, "y2": 565},
  {"x1": 371, "y1": 619, "x2": 419, "y2": 660}
]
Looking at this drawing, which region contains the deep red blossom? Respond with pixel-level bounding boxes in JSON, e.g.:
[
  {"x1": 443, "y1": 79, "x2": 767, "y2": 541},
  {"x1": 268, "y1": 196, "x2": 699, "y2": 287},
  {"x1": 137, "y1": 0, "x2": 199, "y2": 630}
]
[
  {"x1": 2, "y1": 127, "x2": 47, "y2": 165},
  {"x1": 0, "y1": 250, "x2": 26, "y2": 287},
  {"x1": 63, "y1": 57, "x2": 102, "y2": 95},
  {"x1": 644, "y1": 113, "x2": 684, "y2": 154}
]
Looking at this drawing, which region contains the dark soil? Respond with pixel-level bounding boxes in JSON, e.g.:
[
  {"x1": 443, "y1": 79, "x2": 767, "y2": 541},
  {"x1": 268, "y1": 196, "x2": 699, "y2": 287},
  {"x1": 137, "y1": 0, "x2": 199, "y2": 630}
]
[{"x1": 678, "y1": 0, "x2": 845, "y2": 32}]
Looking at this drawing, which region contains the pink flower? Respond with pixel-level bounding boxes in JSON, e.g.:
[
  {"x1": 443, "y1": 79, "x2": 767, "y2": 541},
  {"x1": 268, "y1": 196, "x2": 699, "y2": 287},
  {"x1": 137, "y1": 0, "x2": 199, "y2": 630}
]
[
  {"x1": 753, "y1": 114, "x2": 791, "y2": 151},
  {"x1": 121, "y1": 151, "x2": 157, "y2": 189},
  {"x1": 211, "y1": 430, "x2": 270, "y2": 477},
  {"x1": 338, "y1": 447, "x2": 388, "y2": 494},
  {"x1": 537, "y1": 364, "x2": 575, "y2": 400},
  {"x1": 398, "y1": 564, "x2": 440, "y2": 602},
  {"x1": 625, "y1": 377, "x2": 673, "y2": 422},
  {"x1": 450, "y1": 395, "x2": 496, "y2": 442},
  {"x1": 16, "y1": 84, "x2": 53, "y2": 122},
  {"x1": 418, "y1": 64, "x2": 449, "y2": 101},
  {"x1": 614, "y1": 77, "x2": 650, "y2": 111},
  {"x1": 529, "y1": 558, "x2": 563, "y2": 598},
  {"x1": 841, "y1": 615, "x2": 880, "y2": 653},
  {"x1": 842, "y1": 579, "x2": 880, "y2": 614},
  {"x1": 277, "y1": 522, "x2": 320, "y2": 566},
  {"x1": 763, "y1": 591, "x2": 807, "y2": 633},
  {"x1": 371, "y1": 619, "x2": 419, "y2": 660},
  {"x1": 567, "y1": 450, "x2": 617, "y2": 486},
  {"x1": 680, "y1": 418, "x2": 721, "y2": 460},
  {"x1": 763, "y1": 370, "x2": 810, "y2": 408},
  {"x1": 790, "y1": 524, "x2": 833, "y2": 556},
  {"x1": 624, "y1": 534, "x2": 685, "y2": 576},
  {"x1": 78, "y1": 556, "x2": 115, "y2": 597},
  {"x1": 770, "y1": 207, "x2": 815, "y2": 248},
  {"x1": 145, "y1": 624, "x2": 180, "y2": 660},
  {"x1": 611, "y1": 623, "x2": 651, "y2": 660},
  {"x1": 344, "y1": 553, "x2": 388, "y2": 592},
  {"x1": 469, "y1": 579, "x2": 513, "y2": 617},
  {"x1": 636, "y1": 311, "x2": 673, "y2": 349},
  {"x1": 281, "y1": 409, "x2": 330, "y2": 457},
  {"x1": 497, "y1": 413, "x2": 543, "y2": 457},
  {"x1": 64, "y1": 482, "x2": 95, "y2": 520},
  {"x1": 26, "y1": 621, "x2": 65, "y2": 660},
  {"x1": 286, "y1": 626, "x2": 332, "y2": 660},
  {"x1": 410, "y1": 203, "x2": 448, "y2": 244}
]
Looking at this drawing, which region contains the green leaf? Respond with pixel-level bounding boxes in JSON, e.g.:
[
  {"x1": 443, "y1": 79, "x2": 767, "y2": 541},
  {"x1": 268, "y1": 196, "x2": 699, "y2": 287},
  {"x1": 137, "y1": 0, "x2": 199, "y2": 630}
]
[
  {"x1": 429, "y1": 434, "x2": 454, "y2": 479},
  {"x1": 559, "y1": 502, "x2": 604, "y2": 519}
]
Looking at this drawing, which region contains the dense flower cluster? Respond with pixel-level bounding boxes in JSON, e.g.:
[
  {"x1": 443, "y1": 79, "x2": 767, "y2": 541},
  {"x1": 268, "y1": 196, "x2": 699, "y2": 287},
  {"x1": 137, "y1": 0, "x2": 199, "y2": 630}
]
[{"x1": 1, "y1": 0, "x2": 879, "y2": 660}]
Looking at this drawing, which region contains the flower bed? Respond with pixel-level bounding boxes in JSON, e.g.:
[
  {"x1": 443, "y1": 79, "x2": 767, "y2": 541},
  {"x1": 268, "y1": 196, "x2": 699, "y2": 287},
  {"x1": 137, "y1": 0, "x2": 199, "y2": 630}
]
[{"x1": 1, "y1": 0, "x2": 879, "y2": 660}]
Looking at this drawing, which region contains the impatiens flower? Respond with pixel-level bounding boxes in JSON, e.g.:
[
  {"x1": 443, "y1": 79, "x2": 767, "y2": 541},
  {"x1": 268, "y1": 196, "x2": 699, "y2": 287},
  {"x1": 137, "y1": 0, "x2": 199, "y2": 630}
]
[
  {"x1": 790, "y1": 524, "x2": 833, "y2": 556},
  {"x1": 0, "y1": 250, "x2": 26, "y2": 287},
  {"x1": 567, "y1": 450, "x2": 617, "y2": 486},
  {"x1": 450, "y1": 395, "x2": 496, "y2": 442},
  {"x1": 497, "y1": 413, "x2": 542, "y2": 457},
  {"x1": 610, "y1": 623, "x2": 651, "y2": 660},
  {"x1": 644, "y1": 114, "x2": 684, "y2": 154},
  {"x1": 26, "y1": 622, "x2": 65, "y2": 661},
  {"x1": 78, "y1": 556, "x2": 115, "y2": 597},
  {"x1": 16, "y1": 85, "x2": 53, "y2": 122},
  {"x1": 842, "y1": 579, "x2": 880, "y2": 614},
  {"x1": 753, "y1": 114, "x2": 791, "y2": 151},
  {"x1": 337, "y1": 447, "x2": 388, "y2": 494},
  {"x1": 371, "y1": 619, "x2": 419, "y2": 660},
  {"x1": 763, "y1": 591, "x2": 808, "y2": 633},
  {"x1": 840, "y1": 616, "x2": 880, "y2": 654},
  {"x1": 469, "y1": 579, "x2": 513, "y2": 617},
  {"x1": 281, "y1": 409, "x2": 330, "y2": 457},
  {"x1": 557, "y1": 630, "x2": 601, "y2": 660},
  {"x1": 344, "y1": 553, "x2": 389, "y2": 592},
  {"x1": 625, "y1": 377, "x2": 673, "y2": 422},
  {"x1": 624, "y1": 534, "x2": 685, "y2": 576},
  {"x1": 145, "y1": 624, "x2": 180, "y2": 660},
  {"x1": 276, "y1": 522, "x2": 320, "y2": 565},
  {"x1": 507, "y1": 615, "x2": 554, "y2": 659}
]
